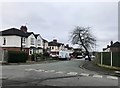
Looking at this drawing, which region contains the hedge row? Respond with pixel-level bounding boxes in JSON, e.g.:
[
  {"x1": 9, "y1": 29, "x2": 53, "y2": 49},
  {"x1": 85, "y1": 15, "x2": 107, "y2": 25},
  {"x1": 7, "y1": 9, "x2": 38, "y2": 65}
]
[
  {"x1": 8, "y1": 51, "x2": 28, "y2": 63},
  {"x1": 31, "y1": 52, "x2": 50, "y2": 61}
]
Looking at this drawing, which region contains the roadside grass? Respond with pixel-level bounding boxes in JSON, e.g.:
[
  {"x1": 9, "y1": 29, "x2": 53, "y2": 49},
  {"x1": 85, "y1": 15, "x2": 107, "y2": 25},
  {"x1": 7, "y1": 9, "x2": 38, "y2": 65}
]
[{"x1": 97, "y1": 64, "x2": 120, "y2": 71}]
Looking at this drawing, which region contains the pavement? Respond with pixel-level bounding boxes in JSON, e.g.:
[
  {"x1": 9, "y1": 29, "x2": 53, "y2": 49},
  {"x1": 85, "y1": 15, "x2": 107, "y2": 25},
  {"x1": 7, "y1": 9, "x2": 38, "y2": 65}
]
[
  {"x1": 1, "y1": 60, "x2": 59, "y2": 65},
  {"x1": 82, "y1": 59, "x2": 120, "y2": 77}
]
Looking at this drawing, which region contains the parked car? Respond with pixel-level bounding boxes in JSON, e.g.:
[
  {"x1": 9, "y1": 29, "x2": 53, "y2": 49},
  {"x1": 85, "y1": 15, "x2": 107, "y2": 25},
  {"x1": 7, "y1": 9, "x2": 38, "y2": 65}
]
[
  {"x1": 85, "y1": 55, "x2": 95, "y2": 60},
  {"x1": 77, "y1": 55, "x2": 83, "y2": 59},
  {"x1": 50, "y1": 53, "x2": 58, "y2": 58},
  {"x1": 91, "y1": 55, "x2": 95, "y2": 59}
]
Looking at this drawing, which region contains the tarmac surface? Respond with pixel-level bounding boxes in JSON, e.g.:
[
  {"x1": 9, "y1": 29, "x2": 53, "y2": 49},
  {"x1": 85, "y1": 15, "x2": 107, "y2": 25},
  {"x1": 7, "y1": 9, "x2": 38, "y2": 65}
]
[{"x1": 82, "y1": 60, "x2": 120, "y2": 77}]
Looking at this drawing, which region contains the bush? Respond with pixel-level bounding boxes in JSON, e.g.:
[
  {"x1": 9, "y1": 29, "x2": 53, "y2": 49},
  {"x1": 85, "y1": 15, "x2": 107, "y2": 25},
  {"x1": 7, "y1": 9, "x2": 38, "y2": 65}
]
[
  {"x1": 32, "y1": 53, "x2": 44, "y2": 61},
  {"x1": 43, "y1": 52, "x2": 50, "y2": 57},
  {"x1": 32, "y1": 52, "x2": 50, "y2": 61},
  {"x1": 8, "y1": 51, "x2": 28, "y2": 63}
]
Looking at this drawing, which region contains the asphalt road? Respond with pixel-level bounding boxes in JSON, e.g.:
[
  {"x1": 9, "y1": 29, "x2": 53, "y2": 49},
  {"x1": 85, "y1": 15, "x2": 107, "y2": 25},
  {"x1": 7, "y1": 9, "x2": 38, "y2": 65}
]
[{"x1": 1, "y1": 59, "x2": 119, "y2": 87}]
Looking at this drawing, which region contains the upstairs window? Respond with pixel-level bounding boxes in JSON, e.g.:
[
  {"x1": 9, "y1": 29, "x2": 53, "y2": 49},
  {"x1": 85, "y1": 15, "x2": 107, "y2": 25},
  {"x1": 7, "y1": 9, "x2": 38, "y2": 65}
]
[
  {"x1": 3, "y1": 38, "x2": 6, "y2": 45},
  {"x1": 51, "y1": 46, "x2": 54, "y2": 50},
  {"x1": 37, "y1": 39, "x2": 41, "y2": 46},
  {"x1": 22, "y1": 37, "x2": 26, "y2": 43},
  {"x1": 31, "y1": 38, "x2": 34, "y2": 45}
]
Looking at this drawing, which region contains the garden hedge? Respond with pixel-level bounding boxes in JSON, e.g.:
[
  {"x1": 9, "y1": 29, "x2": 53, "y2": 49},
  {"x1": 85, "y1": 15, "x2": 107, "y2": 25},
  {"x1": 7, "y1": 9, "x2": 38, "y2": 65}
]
[{"x1": 8, "y1": 51, "x2": 28, "y2": 63}]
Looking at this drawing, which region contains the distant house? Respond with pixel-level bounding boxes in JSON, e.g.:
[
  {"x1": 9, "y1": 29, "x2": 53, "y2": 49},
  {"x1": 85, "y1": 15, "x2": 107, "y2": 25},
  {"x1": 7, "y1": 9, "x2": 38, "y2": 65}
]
[
  {"x1": 42, "y1": 39, "x2": 48, "y2": 50},
  {"x1": 64, "y1": 44, "x2": 74, "y2": 54},
  {"x1": 48, "y1": 39, "x2": 64, "y2": 56},
  {"x1": 103, "y1": 41, "x2": 120, "y2": 52},
  {"x1": 0, "y1": 26, "x2": 44, "y2": 55}
]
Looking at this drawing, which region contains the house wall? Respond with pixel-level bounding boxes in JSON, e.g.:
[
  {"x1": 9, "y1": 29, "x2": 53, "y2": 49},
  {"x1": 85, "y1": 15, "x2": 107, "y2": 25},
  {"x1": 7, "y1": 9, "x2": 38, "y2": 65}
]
[
  {"x1": 59, "y1": 45, "x2": 64, "y2": 50},
  {"x1": 0, "y1": 37, "x2": 3, "y2": 46},
  {"x1": 37, "y1": 35, "x2": 43, "y2": 48},
  {"x1": 0, "y1": 36, "x2": 21, "y2": 47},
  {"x1": 49, "y1": 45, "x2": 65, "y2": 53},
  {"x1": 49, "y1": 46, "x2": 58, "y2": 52},
  {"x1": 2, "y1": 47, "x2": 21, "y2": 51},
  {"x1": 110, "y1": 47, "x2": 120, "y2": 52},
  {"x1": 44, "y1": 42, "x2": 48, "y2": 49},
  {"x1": 103, "y1": 48, "x2": 110, "y2": 52},
  {"x1": 26, "y1": 34, "x2": 36, "y2": 48}
]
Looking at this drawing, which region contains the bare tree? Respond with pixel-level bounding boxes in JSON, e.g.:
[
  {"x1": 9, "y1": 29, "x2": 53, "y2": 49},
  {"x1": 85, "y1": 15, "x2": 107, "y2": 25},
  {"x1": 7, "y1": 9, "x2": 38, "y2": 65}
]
[{"x1": 70, "y1": 26, "x2": 96, "y2": 61}]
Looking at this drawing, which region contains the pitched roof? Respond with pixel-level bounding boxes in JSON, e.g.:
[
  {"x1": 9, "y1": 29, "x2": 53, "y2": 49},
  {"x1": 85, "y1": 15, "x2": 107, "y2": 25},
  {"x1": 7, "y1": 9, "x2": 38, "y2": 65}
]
[
  {"x1": 103, "y1": 41, "x2": 120, "y2": 51},
  {"x1": 48, "y1": 41, "x2": 64, "y2": 47},
  {"x1": 34, "y1": 34, "x2": 39, "y2": 38},
  {"x1": 43, "y1": 38, "x2": 48, "y2": 43},
  {"x1": 0, "y1": 28, "x2": 27, "y2": 37},
  {"x1": 26, "y1": 32, "x2": 34, "y2": 37},
  {"x1": 110, "y1": 41, "x2": 120, "y2": 47},
  {"x1": 65, "y1": 44, "x2": 73, "y2": 50},
  {"x1": 0, "y1": 28, "x2": 40, "y2": 39}
]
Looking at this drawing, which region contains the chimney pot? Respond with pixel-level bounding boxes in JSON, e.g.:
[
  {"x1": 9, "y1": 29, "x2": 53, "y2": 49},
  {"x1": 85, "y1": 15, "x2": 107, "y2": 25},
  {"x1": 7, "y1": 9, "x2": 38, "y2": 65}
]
[{"x1": 20, "y1": 26, "x2": 27, "y2": 33}]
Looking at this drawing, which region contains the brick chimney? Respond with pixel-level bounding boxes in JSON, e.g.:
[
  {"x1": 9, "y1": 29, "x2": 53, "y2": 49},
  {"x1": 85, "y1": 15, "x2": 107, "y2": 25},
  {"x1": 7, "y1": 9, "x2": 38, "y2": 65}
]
[
  {"x1": 107, "y1": 45, "x2": 109, "y2": 48},
  {"x1": 110, "y1": 41, "x2": 113, "y2": 46},
  {"x1": 53, "y1": 39, "x2": 57, "y2": 43},
  {"x1": 66, "y1": 44, "x2": 69, "y2": 48},
  {"x1": 20, "y1": 26, "x2": 27, "y2": 33}
]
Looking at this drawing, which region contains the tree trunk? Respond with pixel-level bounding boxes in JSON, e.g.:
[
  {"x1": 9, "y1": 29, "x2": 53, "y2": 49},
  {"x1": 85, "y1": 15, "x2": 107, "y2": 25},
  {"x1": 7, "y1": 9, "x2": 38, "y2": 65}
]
[
  {"x1": 79, "y1": 34, "x2": 91, "y2": 61},
  {"x1": 82, "y1": 44, "x2": 91, "y2": 61}
]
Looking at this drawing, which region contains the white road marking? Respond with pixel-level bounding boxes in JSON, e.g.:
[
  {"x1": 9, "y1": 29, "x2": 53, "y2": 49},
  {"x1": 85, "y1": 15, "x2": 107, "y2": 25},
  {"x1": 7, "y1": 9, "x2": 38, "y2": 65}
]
[
  {"x1": 25, "y1": 69, "x2": 35, "y2": 71},
  {"x1": 48, "y1": 70, "x2": 55, "y2": 72},
  {"x1": 44, "y1": 70, "x2": 55, "y2": 72},
  {"x1": 0, "y1": 77, "x2": 7, "y2": 80},
  {"x1": 107, "y1": 76, "x2": 118, "y2": 80},
  {"x1": 55, "y1": 71, "x2": 64, "y2": 74},
  {"x1": 67, "y1": 72, "x2": 78, "y2": 75},
  {"x1": 80, "y1": 73, "x2": 89, "y2": 76},
  {"x1": 93, "y1": 74, "x2": 103, "y2": 78},
  {"x1": 115, "y1": 71, "x2": 120, "y2": 74},
  {"x1": 35, "y1": 69, "x2": 45, "y2": 72}
]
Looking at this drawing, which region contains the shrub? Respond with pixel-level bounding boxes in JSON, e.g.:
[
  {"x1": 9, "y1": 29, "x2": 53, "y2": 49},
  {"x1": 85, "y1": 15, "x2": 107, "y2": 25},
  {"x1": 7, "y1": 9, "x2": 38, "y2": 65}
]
[
  {"x1": 43, "y1": 52, "x2": 49, "y2": 57},
  {"x1": 8, "y1": 51, "x2": 28, "y2": 63},
  {"x1": 32, "y1": 53, "x2": 44, "y2": 61}
]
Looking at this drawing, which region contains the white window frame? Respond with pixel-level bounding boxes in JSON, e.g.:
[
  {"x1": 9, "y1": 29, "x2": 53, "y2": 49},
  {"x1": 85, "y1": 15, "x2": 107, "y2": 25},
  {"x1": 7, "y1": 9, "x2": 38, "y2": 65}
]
[{"x1": 31, "y1": 38, "x2": 34, "y2": 45}]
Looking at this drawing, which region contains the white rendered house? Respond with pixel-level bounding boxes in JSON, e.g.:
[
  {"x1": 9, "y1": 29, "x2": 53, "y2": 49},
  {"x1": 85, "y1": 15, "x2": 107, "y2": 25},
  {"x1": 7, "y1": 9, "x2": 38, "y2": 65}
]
[{"x1": 0, "y1": 26, "x2": 44, "y2": 55}]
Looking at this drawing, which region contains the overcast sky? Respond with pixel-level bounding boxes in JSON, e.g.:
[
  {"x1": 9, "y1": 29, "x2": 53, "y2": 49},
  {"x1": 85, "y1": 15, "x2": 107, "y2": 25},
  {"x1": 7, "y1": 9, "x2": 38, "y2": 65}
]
[{"x1": 0, "y1": 1, "x2": 118, "y2": 51}]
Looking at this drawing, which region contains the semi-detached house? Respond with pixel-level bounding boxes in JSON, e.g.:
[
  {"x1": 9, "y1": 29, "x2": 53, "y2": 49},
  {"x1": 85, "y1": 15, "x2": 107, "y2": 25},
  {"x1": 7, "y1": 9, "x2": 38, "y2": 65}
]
[
  {"x1": 48, "y1": 39, "x2": 64, "y2": 57},
  {"x1": 0, "y1": 26, "x2": 45, "y2": 55}
]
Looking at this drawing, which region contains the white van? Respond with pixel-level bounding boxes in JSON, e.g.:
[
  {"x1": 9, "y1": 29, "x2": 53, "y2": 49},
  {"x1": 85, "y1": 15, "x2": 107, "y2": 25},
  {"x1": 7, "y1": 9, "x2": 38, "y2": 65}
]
[{"x1": 58, "y1": 50, "x2": 71, "y2": 60}]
